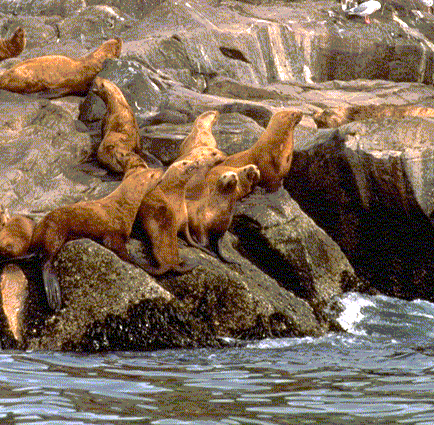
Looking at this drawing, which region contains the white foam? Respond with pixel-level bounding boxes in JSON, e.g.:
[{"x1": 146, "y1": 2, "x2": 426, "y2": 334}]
[{"x1": 336, "y1": 292, "x2": 375, "y2": 334}]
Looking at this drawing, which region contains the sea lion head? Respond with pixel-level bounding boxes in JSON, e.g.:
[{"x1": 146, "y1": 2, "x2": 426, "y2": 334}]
[
  {"x1": 216, "y1": 171, "x2": 238, "y2": 194},
  {"x1": 101, "y1": 37, "x2": 123, "y2": 59},
  {"x1": 275, "y1": 109, "x2": 303, "y2": 126},
  {"x1": 238, "y1": 164, "x2": 260, "y2": 186},
  {"x1": 91, "y1": 76, "x2": 115, "y2": 102},
  {"x1": 173, "y1": 158, "x2": 201, "y2": 182},
  {"x1": 0, "y1": 206, "x2": 10, "y2": 229},
  {"x1": 10, "y1": 27, "x2": 26, "y2": 49},
  {"x1": 190, "y1": 147, "x2": 226, "y2": 168},
  {"x1": 313, "y1": 108, "x2": 343, "y2": 128},
  {"x1": 195, "y1": 110, "x2": 219, "y2": 131}
]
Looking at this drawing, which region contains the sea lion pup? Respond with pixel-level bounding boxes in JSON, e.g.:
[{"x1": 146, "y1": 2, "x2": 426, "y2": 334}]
[
  {"x1": 221, "y1": 109, "x2": 303, "y2": 193},
  {"x1": 0, "y1": 27, "x2": 26, "y2": 62},
  {"x1": 178, "y1": 110, "x2": 220, "y2": 157},
  {"x1": 30, "y1": 166, "x2": 163, "y2": 311},
  {"x1": 313, "y1": 104, "x2": 434, "y2": 128},
  {"x1": 0, "y1": 213, "x2": 35, "y2": 259},
  {"x1": 187, "y1": 164, "x2": 261, "y2": 262},
  {"x1": 136, "y1": 158, "x2": 204, "y2": 276},
  {"x1": 0, "y1": 37, "x2": 122, "y2": 98},
  {"x1": 92, "y1": 77, "x2": 141, "y2": 173}
]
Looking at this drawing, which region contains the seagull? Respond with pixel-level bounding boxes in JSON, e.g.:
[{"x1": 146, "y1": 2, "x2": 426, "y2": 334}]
[{"x1": 345, "y1": 0, "x2": 382, "y2": 24}]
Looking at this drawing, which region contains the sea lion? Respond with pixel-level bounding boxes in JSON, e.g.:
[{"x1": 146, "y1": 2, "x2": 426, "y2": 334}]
[
  {"x1": 178, "y1": 110, "x2": 220, "y2": 157},
  {"x1": 313, "y1": 104, "x2": 434, "y2": 128},
  {"x1": 92, "y1": 76, "x2": 141, "y2": 173},
  {"x1": 30, "y1": 166, "x2": 163, "y2": 311},
  {"x1": 0, "y1": 263, "x2": 28, "y2": 343},
  {"x1": 187, "y1": 164, "x2": 260, "y2": 262},
  {"x1": 0, "y1": 27, "x2": 26, "y2": 62},
  {"x1": 181, "y1": 146, "x2": 227, "y2": 200},
  {"x1": 0, "y1": 214, "x2": 35, "y2": 259},
  {"x1": 177, "y1": 110, "x2": 226, "y2": 199},
  {"x1": 136, "y1": 158, "x2": 202, "y2": 275},
  {"x1": 221, "y1": 109, "x2": 303, "y2": 192},
  {"x1": 204, "y1": 164, "x2": 261, "y2": 201},
  {"x1": 0, "y1": 37, "x2": 122, "y2": 98},
  {"x1": 0, "y1": 205, "x2": 8, "y2": 229}
]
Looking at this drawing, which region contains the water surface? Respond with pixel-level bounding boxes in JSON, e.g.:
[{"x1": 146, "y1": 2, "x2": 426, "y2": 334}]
[{"x1": 2, "y1": 292, "x2": 434, "y2": 424}]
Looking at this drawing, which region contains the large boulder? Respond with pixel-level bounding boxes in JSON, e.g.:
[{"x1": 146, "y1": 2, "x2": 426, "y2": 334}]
[
  {"x1": 23, "y1": 237, "x2": 329, "y2": 351},
  {"x1": 287, "y1": 117, "x2": 434, "y2": 301}
]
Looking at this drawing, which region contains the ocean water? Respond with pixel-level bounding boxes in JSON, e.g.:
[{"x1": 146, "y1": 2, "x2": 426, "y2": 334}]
[{"x1": 1, "y1": 292, "x2": 434, "y2": 424}]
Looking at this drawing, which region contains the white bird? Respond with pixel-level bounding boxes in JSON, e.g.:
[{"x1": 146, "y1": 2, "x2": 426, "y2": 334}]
[{"x1": 346, "y1": 0, "x2": 382, "y2": 24}]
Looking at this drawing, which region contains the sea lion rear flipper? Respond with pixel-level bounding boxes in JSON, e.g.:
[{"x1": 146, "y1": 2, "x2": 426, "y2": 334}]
[
  {"x1": 174, "y1": 257, "x2": 198, "y2": 274},
  {"x1": 182, "y1": 226, "x2": 219, "y2": 259},
  {"x1": 36, "y1": 87, "x2": 74, "y2": 99},
  {"x1": 0, "y1": 252, "x2": 38, "y2": 266},
  {"x1": 43, "y1": 261, "x2": 62, "y2": 311},
  {"x1": 210, "y1": 235, "x2": 237, "y2": 264}
]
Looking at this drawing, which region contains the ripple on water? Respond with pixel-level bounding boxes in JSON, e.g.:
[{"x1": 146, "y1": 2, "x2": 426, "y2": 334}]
[{"x1": 1, "y1": 293, "x2": 434, "y2": 424}]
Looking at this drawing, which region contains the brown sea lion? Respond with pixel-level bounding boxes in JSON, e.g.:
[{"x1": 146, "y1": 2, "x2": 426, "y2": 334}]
[
  {"x1": 181, "y1": 146, "x2": 227, "y2": 200},
  {"x1": 0, "y1": 37, "x2": 122, "y2": 98},
  {"x1": 0, "y1": 214, "x2": 35, "y2": 259},
  {"x1": 0, "y1": 27, "x2": 26, "y2": 62},
  {"x1": 204, "y1": 164, "x2": 261, "y2": 201},
  {"x1": 178, "y1": 110, "x2": 220, "y2": 157},
  {"x1": 187, "y1": 164, "x2": 260, "y2": 262},
  {"x1": 92, "y1": 76, "x2": 141, "y2": 173},
  {"x1": 30, "y1": 166, "x2": 163, "y2": 311},
  {"x1": 136, "y1": 158, "x2": 202, "y2": 276},
  {"x1": 0, "y1": 263, "x2": 28, "y2": 343},
  {"x1": 177, "y1": 110, "x2": 226, "y2": 199},
  {"x1": 0, "y1": 205, "x2": 8, "y2": 229},
  {"x1": 221, "y1": 109, "x2": 303, "y2": 192},
  {"x1": 313, "y1": 104, "x2": 434, "y2": 128}
]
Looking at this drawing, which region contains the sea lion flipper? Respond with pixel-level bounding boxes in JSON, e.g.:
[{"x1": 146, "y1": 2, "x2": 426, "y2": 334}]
[
  {"x1": 210, "y1": 235, "x2": 237, "y2": 264},
  {"x1": 174, "y1": 257, "x2": 198, "y2": 274},
  {"x1": 36, "y1": 87, "x2": 76, "y2": 99},
  {"x1": 183, "y1": 225, "x2": 218, "y2": 259},
  {"x1": 42, "y1": 261, "x2": 62, "y2": 311}
]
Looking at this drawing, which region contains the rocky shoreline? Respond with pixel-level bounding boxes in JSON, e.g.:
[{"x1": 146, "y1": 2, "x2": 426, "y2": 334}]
[{"x1": 1, "y1": 0, "x2": 434, "y2": 351}]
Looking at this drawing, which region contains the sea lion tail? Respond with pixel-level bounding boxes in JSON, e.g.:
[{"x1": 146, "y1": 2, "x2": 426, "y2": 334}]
[{"x1": 43, "y1": 261, "x2": 62, "y2": 311}]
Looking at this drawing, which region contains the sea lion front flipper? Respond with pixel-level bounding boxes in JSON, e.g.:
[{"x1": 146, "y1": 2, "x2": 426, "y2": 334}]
[{"x1": 42, "y1": 261, "x2": 62, "y2": 311}]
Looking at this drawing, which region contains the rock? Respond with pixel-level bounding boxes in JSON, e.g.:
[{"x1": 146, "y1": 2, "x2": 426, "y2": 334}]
[
  {"x1": 158, "y1": 233, "x2": 327, "y2": 339},
  {"x1": 27, "y1": 237, "x2": 327, "y2": 351},
  {"x1": 58, "y1": 6, "x2": 134, "y2": 43},
  {"x1": 28, "y1": 239, "x2": 193, "y2": 351},
  {"x1": 232, "y1": 187, "x2": 363, "y2": 311},
  {"x1": 287, "y1": 119, "x2": 434, "y2": 301},
  {"x1": 0, "y1": 94, "x2": 100, "y2": 214},
  {"x1": 0, "y1": 0, "x2": 84, "y2": 18}
]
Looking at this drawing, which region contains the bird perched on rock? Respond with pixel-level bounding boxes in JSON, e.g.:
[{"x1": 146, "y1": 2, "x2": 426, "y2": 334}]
[
  {"x1": 419, "y1": 0, "x2": 433, "y2": 13},
  {"x1": 345, "y1": 0, "x2": 382, "y2": 23}
]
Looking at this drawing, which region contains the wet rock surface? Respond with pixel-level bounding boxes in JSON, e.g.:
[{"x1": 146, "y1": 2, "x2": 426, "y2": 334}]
[{"x1": 0, "y1": 0, "x2": 434, "y2": 351}]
